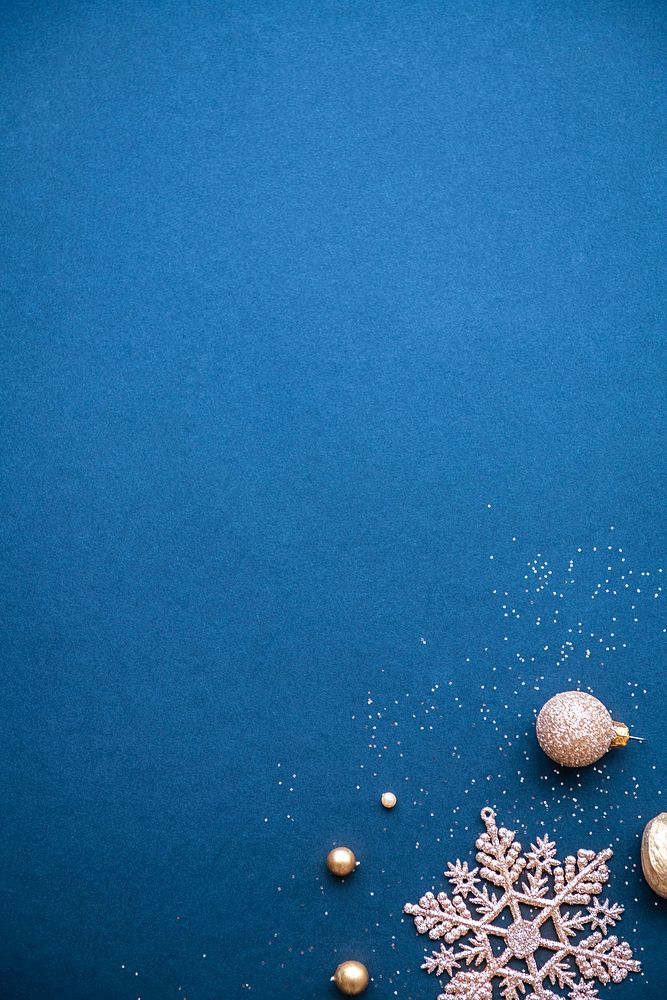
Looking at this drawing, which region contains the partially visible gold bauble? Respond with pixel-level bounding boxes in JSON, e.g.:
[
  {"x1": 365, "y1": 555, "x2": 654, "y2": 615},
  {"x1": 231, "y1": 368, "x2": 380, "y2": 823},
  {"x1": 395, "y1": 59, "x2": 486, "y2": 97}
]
[
  {"x1": 536, "y1": 691, "x2": 616, "y2": 767},
  {"x1": 326, "y1": 846, "x2": 357, "y2": 877},
  {"x1": 381, "y1": 791, "x2": 397, "y2": 809},
  {"x1": 333, "y1": 960, "x2": 369, "y2": 995},
  {"x1": 641, "y1": 813, "x2": 667, "y2": 898}
]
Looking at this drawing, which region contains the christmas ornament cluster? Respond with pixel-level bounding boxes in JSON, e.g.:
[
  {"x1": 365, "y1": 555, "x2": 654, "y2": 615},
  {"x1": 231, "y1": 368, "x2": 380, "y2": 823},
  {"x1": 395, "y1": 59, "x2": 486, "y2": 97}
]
[{"x1": 320, "y1": 685, "x2": 661, "y2": 995}]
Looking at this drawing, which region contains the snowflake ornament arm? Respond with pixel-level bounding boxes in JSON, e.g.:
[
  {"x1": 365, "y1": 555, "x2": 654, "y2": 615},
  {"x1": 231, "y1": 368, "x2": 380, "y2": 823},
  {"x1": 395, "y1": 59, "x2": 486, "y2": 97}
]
[
  {"x1": 403, "y1": 808, "x2": 640, "y2": 1000},
  {"x1": 447, "y1": 860, "x2": 480, "y2": 898}
]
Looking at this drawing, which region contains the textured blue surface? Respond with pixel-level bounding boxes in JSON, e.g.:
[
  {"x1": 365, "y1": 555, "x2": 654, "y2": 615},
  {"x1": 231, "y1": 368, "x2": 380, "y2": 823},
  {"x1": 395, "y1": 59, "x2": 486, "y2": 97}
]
[{"x1": 1, "y1": 2, "x2": 665, "y2": 998}]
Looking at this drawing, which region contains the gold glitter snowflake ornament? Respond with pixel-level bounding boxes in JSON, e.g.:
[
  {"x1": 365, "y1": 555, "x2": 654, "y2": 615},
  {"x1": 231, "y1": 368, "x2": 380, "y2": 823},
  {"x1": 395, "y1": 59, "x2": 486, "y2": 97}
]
[{"x1": 404, "y1": 808, "x2": 640, "y2": 1000}]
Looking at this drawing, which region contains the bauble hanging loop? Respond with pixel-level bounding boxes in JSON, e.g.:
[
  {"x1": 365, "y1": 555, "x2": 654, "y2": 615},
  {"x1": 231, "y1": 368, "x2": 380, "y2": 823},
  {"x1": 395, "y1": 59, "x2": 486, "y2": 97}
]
[{"x1": 536, "y1": 690, "x2": 643, "y2": 767}]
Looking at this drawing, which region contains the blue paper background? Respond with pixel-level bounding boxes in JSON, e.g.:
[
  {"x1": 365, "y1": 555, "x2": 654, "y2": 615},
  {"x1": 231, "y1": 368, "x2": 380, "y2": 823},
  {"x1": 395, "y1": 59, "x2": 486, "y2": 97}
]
[{"x1": 1, "y1": 2, "x2": 665, "y2": 998}]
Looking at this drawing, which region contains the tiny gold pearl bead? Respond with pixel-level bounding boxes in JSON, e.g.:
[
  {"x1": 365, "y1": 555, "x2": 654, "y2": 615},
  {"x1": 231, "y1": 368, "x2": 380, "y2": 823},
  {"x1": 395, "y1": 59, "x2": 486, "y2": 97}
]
[
  {"x1": 326, "y1": 846, "x2": 357, "y2": 877},
  {"x1": 381, "y1": 791, "x2": 397, "y2": 809},
  {"x1": 333, "y1": 960, "x2": 369, "y2": 994}
]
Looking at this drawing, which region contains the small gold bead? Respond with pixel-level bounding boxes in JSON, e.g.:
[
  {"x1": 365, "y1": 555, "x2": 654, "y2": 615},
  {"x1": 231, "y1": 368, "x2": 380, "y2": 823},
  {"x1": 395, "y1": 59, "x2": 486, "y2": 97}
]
[
  {"x1": 381, "y1": 791, "x2": 397, "y2": 809},
  {"x1": 326, "y1": 846, "x2": 357, "y2": 877},
  {"x1": 333, "y1": 960, "x2": 369, "y2": 995}
]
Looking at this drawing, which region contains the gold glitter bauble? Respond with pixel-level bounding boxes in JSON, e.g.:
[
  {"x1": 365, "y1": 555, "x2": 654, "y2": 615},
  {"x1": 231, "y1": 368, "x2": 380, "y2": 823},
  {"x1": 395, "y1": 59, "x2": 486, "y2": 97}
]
[
  {"x1": 326, "y1": 846, "x2": 357, "y2": 877},
  {"x1": 333, "y1": 960, "x2": 369, "y2": 995},
  {"x1": 536, "y1": 691, "x2": 619, "y2": 767},
  {"x1": 641, "y1": 813, "x2": 667, "y2": 898},
  {"x1": 381, "y1": 791, "x2": 396, "y2": 809}
]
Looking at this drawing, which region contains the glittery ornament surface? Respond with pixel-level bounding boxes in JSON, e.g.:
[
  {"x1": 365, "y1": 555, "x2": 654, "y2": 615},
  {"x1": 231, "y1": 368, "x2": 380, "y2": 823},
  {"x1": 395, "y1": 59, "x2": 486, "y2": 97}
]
[
  {"x1": 536, "y1": 691, "x2": 616, "y2": 767},
  {"x1": 404, "y1": 807, "x2": 640, "y2": 1000}
]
